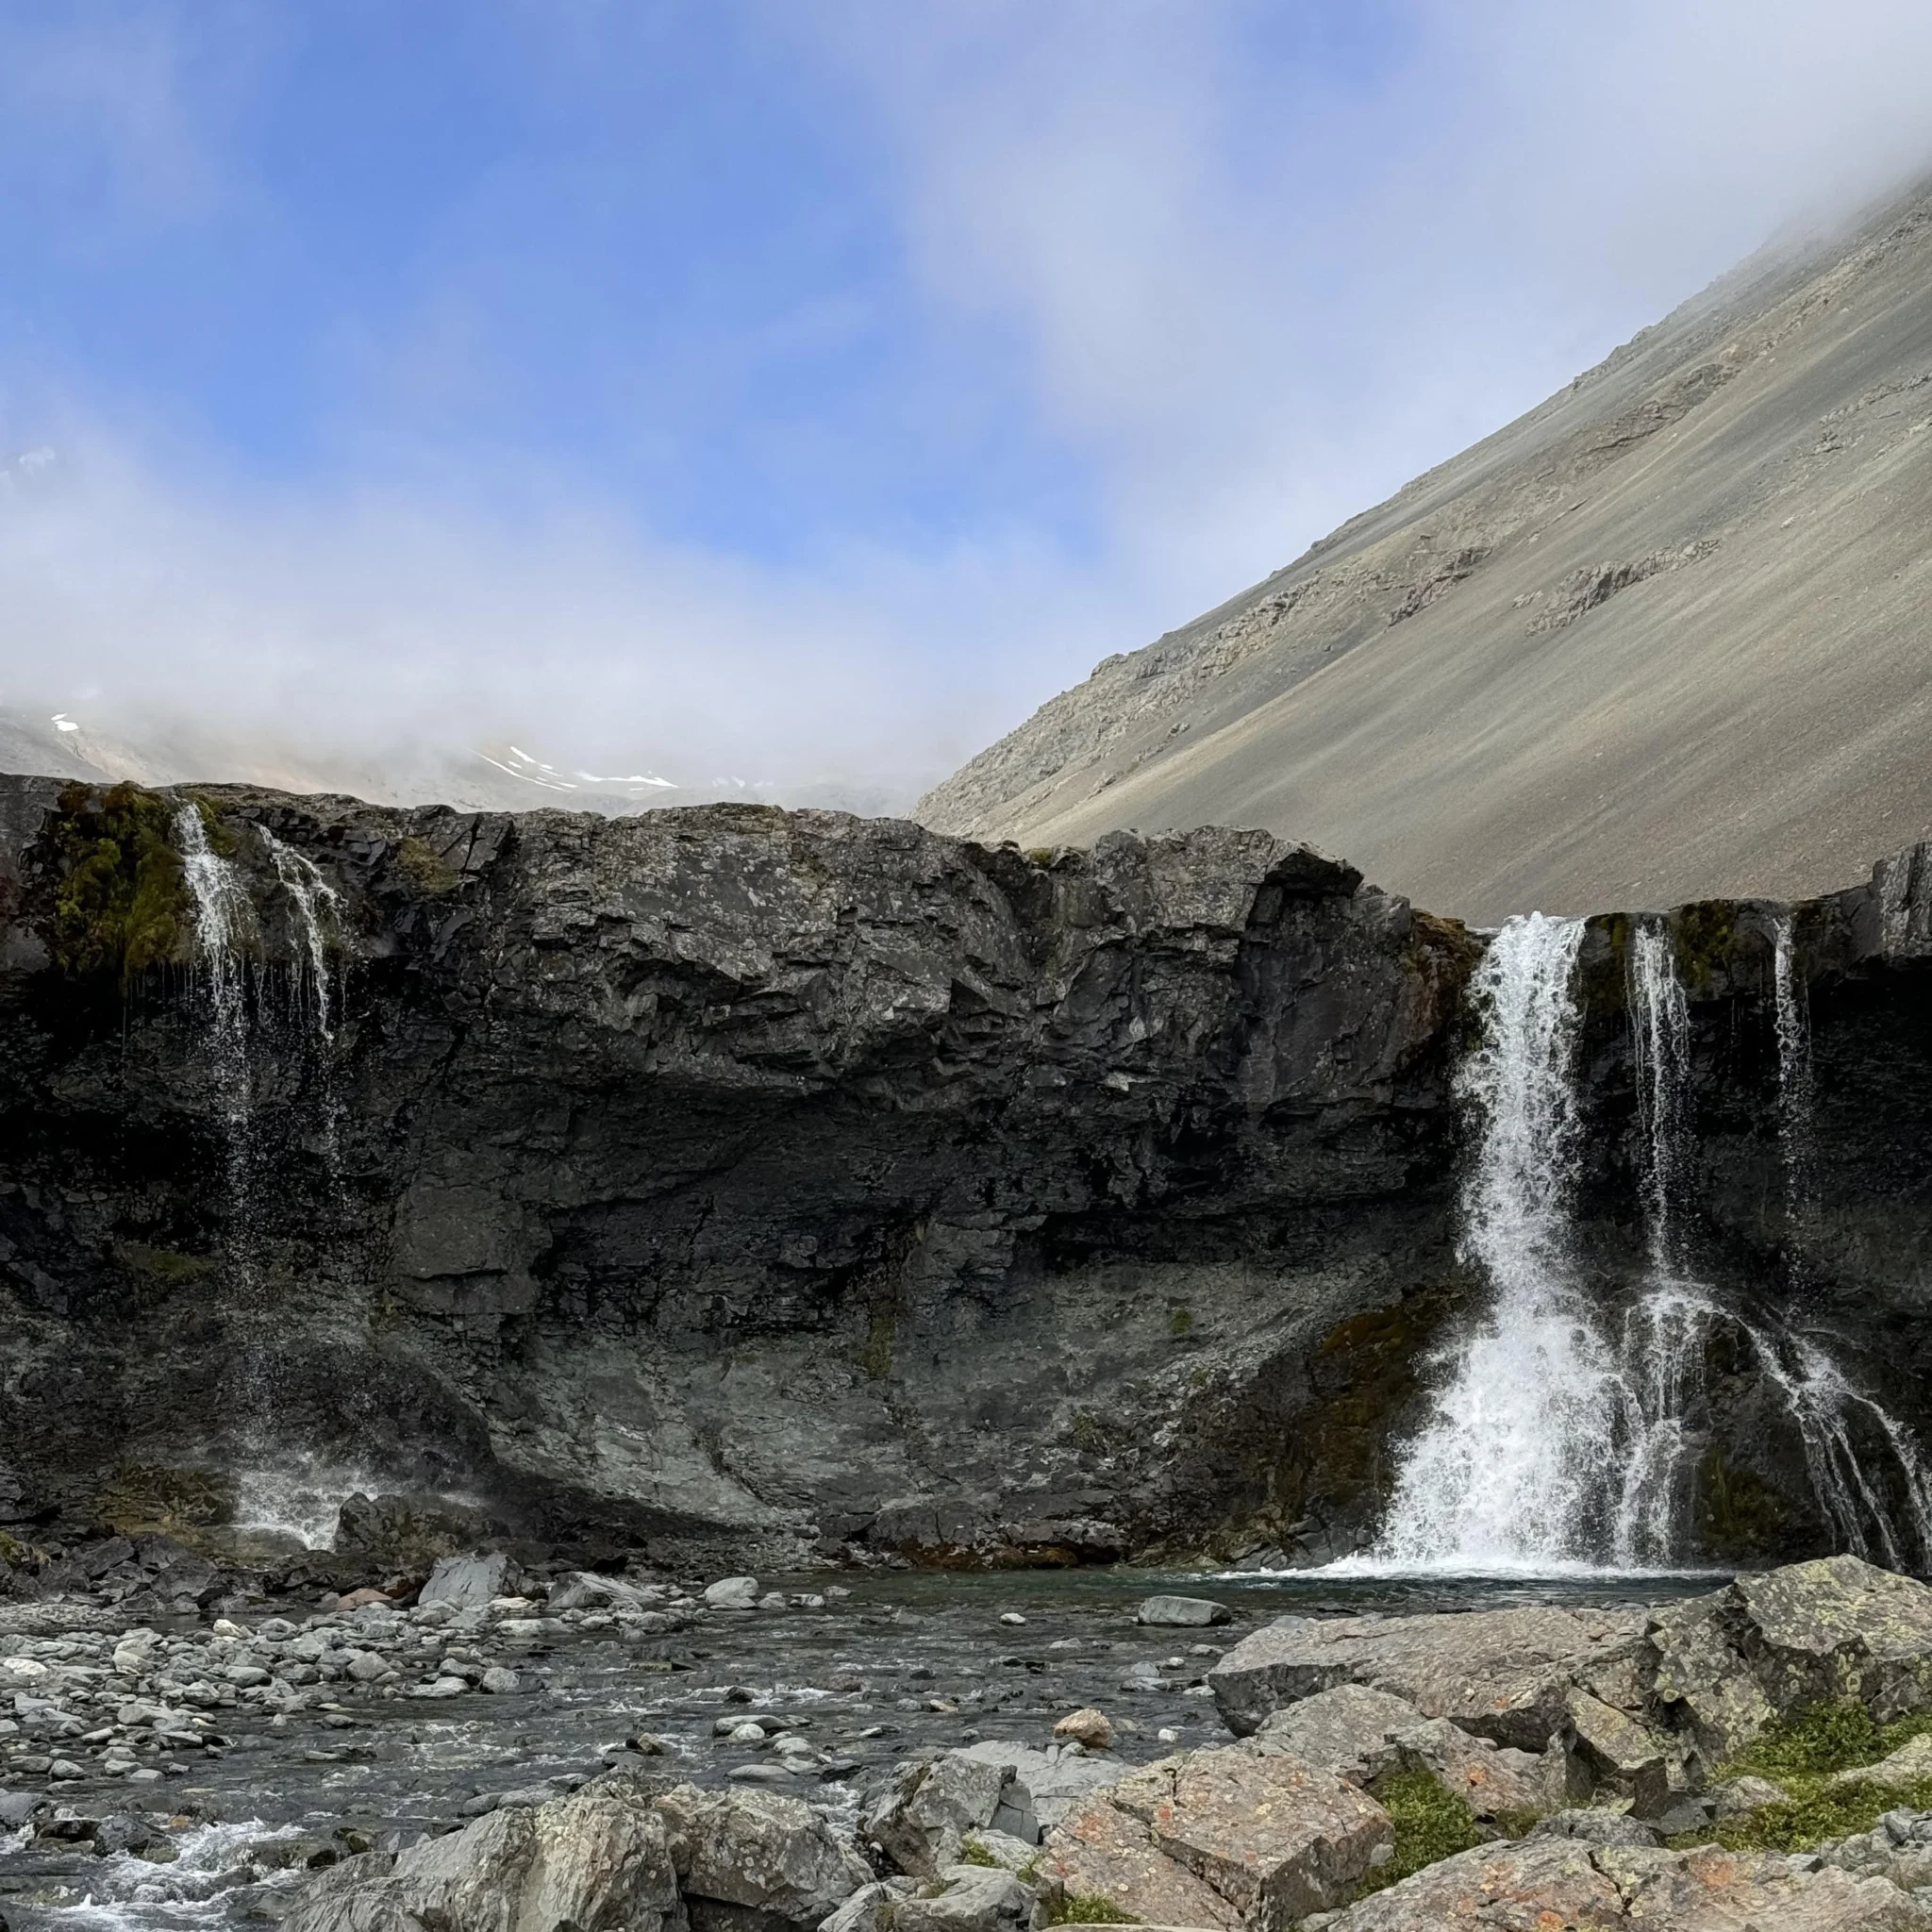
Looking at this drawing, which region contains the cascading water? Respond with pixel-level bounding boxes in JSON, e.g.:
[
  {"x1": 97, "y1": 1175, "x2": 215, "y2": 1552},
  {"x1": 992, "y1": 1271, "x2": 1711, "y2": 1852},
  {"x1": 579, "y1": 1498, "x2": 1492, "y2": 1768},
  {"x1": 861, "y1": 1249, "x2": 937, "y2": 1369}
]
[
  {"x1": 259, "y1": 825, "x2": 341, "y2": 1041},
  {"x1": 1356, "y1": 906, "x2": 1932, "y2": 1574},
  {"x1": 1772, "y1": 913, "x2": 1816, "y2": 1251},
  {"x1": 1369, "y1": 914, "x2": 1626, "y2": 1568},
  {"x1": 175, "y1": 806, "x2": 258, "y2": 1285}
]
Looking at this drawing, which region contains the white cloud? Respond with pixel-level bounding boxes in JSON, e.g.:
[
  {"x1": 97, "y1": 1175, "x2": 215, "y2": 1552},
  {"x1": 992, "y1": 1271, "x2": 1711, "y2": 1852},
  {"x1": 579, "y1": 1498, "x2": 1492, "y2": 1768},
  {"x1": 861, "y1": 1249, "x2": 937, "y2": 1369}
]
[{"x1": 8, "y1": 2, "x2": 1932, "y2": 805}]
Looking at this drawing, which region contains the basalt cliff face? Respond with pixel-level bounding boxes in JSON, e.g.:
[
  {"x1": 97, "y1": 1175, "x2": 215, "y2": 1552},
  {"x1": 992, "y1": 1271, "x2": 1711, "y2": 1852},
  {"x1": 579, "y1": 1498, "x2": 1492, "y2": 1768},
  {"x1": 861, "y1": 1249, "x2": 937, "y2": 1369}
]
[{"x1": 0, "y1": 777, "x2": 1929, "y2": 1578}]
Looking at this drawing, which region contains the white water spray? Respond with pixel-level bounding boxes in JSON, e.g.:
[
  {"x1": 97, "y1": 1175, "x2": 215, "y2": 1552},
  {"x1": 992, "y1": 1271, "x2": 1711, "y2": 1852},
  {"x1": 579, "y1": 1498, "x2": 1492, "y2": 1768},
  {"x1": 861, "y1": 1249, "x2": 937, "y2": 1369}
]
[
  {"x1": 1357, "y1": 908, "x2": 1932, "y2": 1574},
  {"x1": 1370, "y1": 915, "x2": 1626, "y2": 1568}
]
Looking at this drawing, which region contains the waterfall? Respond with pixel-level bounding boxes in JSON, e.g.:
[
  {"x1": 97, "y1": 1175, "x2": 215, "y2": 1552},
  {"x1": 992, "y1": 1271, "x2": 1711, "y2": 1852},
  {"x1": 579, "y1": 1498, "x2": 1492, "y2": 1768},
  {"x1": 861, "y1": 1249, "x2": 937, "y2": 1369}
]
[
  {"x1": 259, "y1": 826, "x2": 341, "y2": 1042},
  {"x1": 1370, "y1": 914, "x2": 1626, "y2": 1568},
  {"x1": 175, "y1": 806, "x2": 258, "y2": 1283},
  {"x1": 1351, "y1": 908, "x2": 1932, "y2": 1575}
]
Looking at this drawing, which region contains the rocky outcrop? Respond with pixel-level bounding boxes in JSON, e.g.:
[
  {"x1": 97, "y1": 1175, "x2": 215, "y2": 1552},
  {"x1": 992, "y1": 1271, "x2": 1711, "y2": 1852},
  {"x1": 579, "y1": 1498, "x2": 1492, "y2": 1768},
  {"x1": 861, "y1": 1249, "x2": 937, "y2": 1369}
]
[
  {"x1": 1315, "y1": 1839, "x2": 1929, "y2": 1931},
  {"x1": 5, "y1": 774, "x2": 1932, "y2": 1573},
  {"x1": 0, "y1": 775, "x2": 1474, "y2": 1570}
]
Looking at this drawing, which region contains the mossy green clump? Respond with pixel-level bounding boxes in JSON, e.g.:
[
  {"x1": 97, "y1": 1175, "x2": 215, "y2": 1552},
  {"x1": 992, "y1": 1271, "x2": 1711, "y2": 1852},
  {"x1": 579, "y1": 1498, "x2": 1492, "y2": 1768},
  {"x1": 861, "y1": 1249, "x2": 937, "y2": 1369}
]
[
  {"x1": 1696, "y1": 1445, "x2": 1790, "y2": 1558},
  {"x1": 958, "y1": 1838, "x2": 998, "y2": 1869},
  {"x1": 1358, "y1": 1770, "x2": 1485, "y2": 1894},
  {"x1": 393, "y1": 835, "x2": 460, "y2": 896},
  {"x1": 1043, "y1": 1895, "x2": 1136, "y2": 1925},
  {"x1": 857, "y1": 1303, "x2": 895, "y2": 1380},
  {"x1": 1169, "y1": 1306, "x2": 1193, "y2": 1337},
  {"x1": 48, "y1": 781, "x2": 192, "y2": 983},
  {"x1": 110, "y1": 1241, "x2": 214, "y2": 1285},
  {"x1": 1669, "y1": 1701, "x2": 1932, "y2": 1854},
  {"x1": 1725, "y1": 1701, "x2": 1932, "y2": 1784},
  {"x1": 1684, "y1": 1776, "x2": 1932, "y2": 1854}
]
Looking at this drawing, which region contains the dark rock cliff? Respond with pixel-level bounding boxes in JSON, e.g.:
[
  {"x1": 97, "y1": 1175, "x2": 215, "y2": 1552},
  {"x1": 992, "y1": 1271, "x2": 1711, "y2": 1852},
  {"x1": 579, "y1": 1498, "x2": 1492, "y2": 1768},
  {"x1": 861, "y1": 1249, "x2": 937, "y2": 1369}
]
[
  {"x1": 0, "y1": 777, "x2": 1474, "y2": 1574},
  {"x1": 0, "y1": 776, "x2": 1927, "y2": 1577}
]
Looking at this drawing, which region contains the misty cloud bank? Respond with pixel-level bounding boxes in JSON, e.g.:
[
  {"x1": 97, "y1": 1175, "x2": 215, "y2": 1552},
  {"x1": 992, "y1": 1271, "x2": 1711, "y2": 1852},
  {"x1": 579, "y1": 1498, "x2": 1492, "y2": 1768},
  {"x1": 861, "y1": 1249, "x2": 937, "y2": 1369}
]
[{"x1": 5, "y1": 1, "x2": 1932, "y2": 810}]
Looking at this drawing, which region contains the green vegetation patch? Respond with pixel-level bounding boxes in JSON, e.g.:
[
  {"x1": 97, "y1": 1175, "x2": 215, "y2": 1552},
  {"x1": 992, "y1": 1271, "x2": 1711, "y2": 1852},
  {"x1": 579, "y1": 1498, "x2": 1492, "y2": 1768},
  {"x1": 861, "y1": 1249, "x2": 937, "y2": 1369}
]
[
  {"x1": 393, "y1": 835, "x2": 460, "y2": 896},
  {"x1": 957, "y1": 1838, "x2": 998, "y2": 1869},
  {"x1": 1725, "y1": 1701, "x2": 1932, "y2": 1784},
  {"x1": 110, "y1": 1241, "x2": 215, "y2": 1285},
  {"x1": 1043, "y1": 1894, "x2": 1136, "y2": 1925},
  {"x1": 1359, "y1": 1770, "x2": 1485, "y2": 1894},
  {"x1": 1668, "y1": 1702, "x2": 1932, "y2": 1854},
  {"x1": 47, "y1": 781, "x2": 192, "y2": 982}
]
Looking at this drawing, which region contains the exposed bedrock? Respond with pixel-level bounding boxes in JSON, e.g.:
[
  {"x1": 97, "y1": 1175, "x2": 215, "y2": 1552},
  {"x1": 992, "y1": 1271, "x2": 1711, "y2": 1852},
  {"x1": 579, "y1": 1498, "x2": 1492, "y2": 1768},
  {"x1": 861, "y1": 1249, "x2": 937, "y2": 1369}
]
[{"x1": 0, "y1": 775, "x2": 1929, "y2": 1573}]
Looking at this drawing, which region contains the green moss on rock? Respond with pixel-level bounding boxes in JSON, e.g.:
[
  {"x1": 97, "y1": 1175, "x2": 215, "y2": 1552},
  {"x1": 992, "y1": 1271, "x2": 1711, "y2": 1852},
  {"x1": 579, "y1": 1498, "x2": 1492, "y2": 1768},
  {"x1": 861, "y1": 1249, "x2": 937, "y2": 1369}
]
[
  {"x1": 1359, "y1": 1769, "x2": 1484, "y2": 1893},
  {"x1": 47, "y1": 781, "x2": 192, "y2": 982},
  {"x1": 394, "y1": 835, "x2": 460, "y2": 896}
]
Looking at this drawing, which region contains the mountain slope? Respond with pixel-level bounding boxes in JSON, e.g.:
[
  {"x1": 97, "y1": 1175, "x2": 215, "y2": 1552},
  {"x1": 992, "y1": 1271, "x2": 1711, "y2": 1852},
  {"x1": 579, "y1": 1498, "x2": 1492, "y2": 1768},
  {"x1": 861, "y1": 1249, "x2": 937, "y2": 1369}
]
[{"x1": 917, "y1": 175, "x2": 1932, "y2": 924}]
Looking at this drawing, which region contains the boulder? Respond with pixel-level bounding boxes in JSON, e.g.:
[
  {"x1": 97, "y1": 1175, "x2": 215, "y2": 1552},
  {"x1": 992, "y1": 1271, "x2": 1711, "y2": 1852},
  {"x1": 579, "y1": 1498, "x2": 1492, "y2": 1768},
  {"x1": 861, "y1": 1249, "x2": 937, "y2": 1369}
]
[
  {"x1": 1527, "y1": 1809, "x2": 1659, "y2": 1848},
  {"x1": 1251, "y1": 1684, "x2": 1553, "y2": 1820},
  {"x1": 652, "y1": 1781, "x2": 871, "y2": 1927},
  {"x1": 1136, "y1": 1596, "x2": 1231, "y2": 1627},
  {"x1": 953, "y1": 1740, "x2": 1126, "y2": 1834},
  {"x1": 1106, "y1": 1746, "x2": 1393, "y2": 1928},
  {"x1": 706, "y1": 1578, "x2": 761, "y2": 1611},
  {"x1": 1564, "y1": 1690, "x2": 1669, "y2": 1817},
  {"x1": 419, "y1": 1553, "x2": 511, "y2": 1609},
  {"x1": 1053, "y1": 1709, "x2": 1113, "y2": 1750},
  {"x1": 1738, "y1": 1557, "x2": 1932, "y2": 1722},
  {"x1": 1642, "y1": 1590, "x2": 1774, "y2": 1767},
  {"x1": 281, "y1": 1779, "x2": 682, "y2": 1932},
  {"x1": 1035, "y1": 1794, "x2": 1240, "y2": 1930},
  {"x1": 1710, "y1": 1774, "x2": 1791, "y2": 1817},
  {"x1": 890, "y1": 1865, "x2": 1034, "y2": 1932},
  {"x1": 1318, "y1": 1838, "x2": 1929, "y2": 1930},
  {"x1": 1830, "y1": 1733, "x2": 1932, "y2": 1789},
  {"x1": 864, "y1": 1752, "x2": 1025, "y2": 1875},
  {"x1": 1208, "y1": 1606, "x2": 1645, "y2": 1750},
  {"x1": 549, "y1": 1572, "x2": 649, "y2": 1614}
]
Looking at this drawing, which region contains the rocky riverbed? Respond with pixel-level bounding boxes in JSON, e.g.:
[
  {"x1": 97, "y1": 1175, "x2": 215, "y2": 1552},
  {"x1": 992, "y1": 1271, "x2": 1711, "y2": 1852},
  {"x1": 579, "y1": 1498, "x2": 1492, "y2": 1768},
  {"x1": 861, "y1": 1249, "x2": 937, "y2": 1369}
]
[{"x1": 3, "y1": 1554, "x2": 1930, "y2": 1930}]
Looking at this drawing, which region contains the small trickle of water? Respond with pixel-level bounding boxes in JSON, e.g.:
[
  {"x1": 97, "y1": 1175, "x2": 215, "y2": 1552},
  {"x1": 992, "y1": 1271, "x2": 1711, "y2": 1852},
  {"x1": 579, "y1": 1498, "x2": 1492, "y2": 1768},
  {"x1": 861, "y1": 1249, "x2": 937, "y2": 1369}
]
[
  {"x1": 1772, "y1": 912, "x2": 1817, "y2": 1249},
  {"x1": 175, "y1": 806, "x2": 258, "y2": 1284},
  {"x1": 1630, "y1": 919, "x2": 1693, "y2": 1279},
  {"x1": 258, "y1": 825, "x2": 341, "y2": 1041}
]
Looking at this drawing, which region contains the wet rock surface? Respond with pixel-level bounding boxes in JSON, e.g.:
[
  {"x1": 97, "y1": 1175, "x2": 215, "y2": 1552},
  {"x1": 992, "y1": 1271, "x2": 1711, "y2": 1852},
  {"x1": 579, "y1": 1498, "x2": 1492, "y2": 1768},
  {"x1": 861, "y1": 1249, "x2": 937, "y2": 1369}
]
[
  {"x1": 5, "y1": 1561, "x2": 1930, "y2": 1932},
  {"x1": 0, "y1": 1568, "x2": 1715, "y2": 1932}
]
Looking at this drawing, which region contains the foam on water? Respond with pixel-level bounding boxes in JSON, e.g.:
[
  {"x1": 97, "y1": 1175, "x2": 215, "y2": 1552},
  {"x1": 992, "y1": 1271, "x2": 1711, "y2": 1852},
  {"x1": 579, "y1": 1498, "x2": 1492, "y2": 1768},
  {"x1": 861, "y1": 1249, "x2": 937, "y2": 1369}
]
[{"x1": 232, "y1": 1458, "x2": 392, "y2": 1549}]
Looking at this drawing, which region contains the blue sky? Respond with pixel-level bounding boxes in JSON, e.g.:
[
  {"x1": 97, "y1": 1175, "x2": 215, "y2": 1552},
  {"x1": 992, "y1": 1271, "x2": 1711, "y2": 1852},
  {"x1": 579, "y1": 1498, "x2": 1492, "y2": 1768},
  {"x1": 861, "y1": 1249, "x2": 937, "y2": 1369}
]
[{"x1": 4, "y1": 1, "x2": 1931, "y2": 799}]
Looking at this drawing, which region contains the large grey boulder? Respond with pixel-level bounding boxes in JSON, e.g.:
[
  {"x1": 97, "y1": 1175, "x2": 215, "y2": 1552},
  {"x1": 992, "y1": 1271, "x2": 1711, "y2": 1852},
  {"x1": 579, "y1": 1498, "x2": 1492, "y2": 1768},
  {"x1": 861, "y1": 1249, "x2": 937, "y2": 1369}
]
[
  {"x1": 282, "y1": 1779, "x2": 682, "y2": 1932},
  {"x1": 652, "y1": 1783, "x2": 871, "y2": 1929},
  {"x1": 1319, "y1": 1838, "x2": 1930, "y2": 1930},
  {"x1": 1251, "y1": 1684, "x2": 1554, "y2": 1820},
  {"x1": 1209, "y1": 1606, "x2": 1646, "y2": 1750},
  {"x1": 1738, "y1": 1556, "x2": 1932, "y2": 1721},
  {"x1": 863, "y1": 1754, "x2": 1016, "y2": 1878},
  {"x1": 862, "y1": 1743, "x2": 1115, "y2": 1874},
  {"x1": 1645, "y1": 1556, "x2": 1932, "y2": 1766},
  {"x1": 890, "y1": 1865, "x2": 1034, "y2": 1932},
  {"x1": 418, "y1": 1552, "x2": 511, "y2": 1610},
  {"x1": 1038, "y1": 1745, "x2": 1391, "y2": 1932}
]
